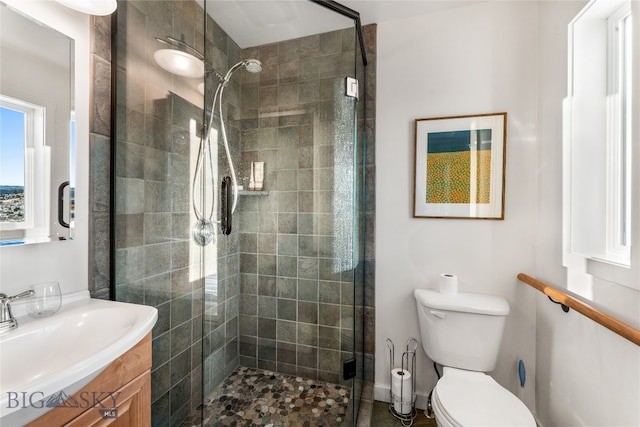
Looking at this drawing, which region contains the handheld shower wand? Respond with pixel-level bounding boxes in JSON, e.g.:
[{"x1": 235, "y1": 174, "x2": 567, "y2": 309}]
[{"x1": 192, "y1": 59, "x2": 262, "y2": 245}]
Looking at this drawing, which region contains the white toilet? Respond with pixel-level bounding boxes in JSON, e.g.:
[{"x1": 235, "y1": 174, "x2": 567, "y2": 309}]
[{"x1": 414, "y1": 288, "x2": 536, "y2": 427}]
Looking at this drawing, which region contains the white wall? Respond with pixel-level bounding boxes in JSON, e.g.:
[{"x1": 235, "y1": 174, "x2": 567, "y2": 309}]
[
  {"x1": 535, "y1": 1, "x2": 640, "y2": 426},
  {"x1": 376, "y1": 1, "x2": 538, "y2": 412},
  {"x1": 377, "y1": 1, "x2": 640, "y2": 425},
  {"x1": 0, "y1": 1, "x2": 89, "y2": 297}
]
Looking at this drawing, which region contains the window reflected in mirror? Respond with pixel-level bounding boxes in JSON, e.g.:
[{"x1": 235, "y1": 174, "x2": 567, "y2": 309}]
[
  {"x1": 0, "y1": 2, "x2": 75, "y2": 245},
  {"x1": 0, "y1": 103, "x2": 26, "y2": 223}
]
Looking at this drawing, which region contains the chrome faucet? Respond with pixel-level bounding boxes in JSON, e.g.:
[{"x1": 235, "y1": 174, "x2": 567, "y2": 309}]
[{"x1": 0, "y1": 290, "x2": 35, "y2": 335}]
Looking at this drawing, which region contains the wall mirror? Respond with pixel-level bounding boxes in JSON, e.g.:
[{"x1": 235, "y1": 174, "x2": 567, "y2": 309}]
[{"x1": 0, "y1": 2, "x2": 75, "y2": 245}]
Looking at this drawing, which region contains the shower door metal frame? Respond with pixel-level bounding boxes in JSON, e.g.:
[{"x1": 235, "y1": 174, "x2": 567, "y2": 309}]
[{"x1": 309, "y1": 0, "x2": 368, "y2": 66}]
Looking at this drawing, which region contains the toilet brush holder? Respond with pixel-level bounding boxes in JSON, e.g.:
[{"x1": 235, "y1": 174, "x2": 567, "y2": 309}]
[{"x1": 386, "y1": 338, "x2": 418, "y2": 426}]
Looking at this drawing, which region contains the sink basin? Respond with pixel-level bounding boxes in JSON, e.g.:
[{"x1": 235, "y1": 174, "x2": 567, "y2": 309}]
[{"x1": 0, "y1": 292, "x2": 157, "y2": 424}]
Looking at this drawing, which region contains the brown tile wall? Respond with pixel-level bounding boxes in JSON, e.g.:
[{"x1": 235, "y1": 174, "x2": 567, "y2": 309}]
[{"x1": 362, "y1": 22, "x2": 376, "y2": 385}]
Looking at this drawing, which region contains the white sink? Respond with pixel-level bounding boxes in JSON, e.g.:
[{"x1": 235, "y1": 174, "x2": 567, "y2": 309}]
[{"x1": 0, "y1": 291, "x2": 157, "y2": 425}]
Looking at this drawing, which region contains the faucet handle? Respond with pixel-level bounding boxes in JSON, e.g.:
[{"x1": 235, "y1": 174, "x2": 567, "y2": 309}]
[
  {"x1": 0, "y1": 290, "x2": 34, "y2": 334},
  {"x1": 8, "y1": 290, "x2": 35, "y2": 302}
]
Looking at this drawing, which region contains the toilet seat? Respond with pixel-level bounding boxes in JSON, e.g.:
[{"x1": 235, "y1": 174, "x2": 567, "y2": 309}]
[{"x1": 432, "y1": 367, "x2": 536, "y2": 427}]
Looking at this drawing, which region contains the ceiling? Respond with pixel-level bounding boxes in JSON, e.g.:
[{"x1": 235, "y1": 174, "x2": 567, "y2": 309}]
[{"x1": 200, "y1": 1, "x2": 482, "y2": 48}]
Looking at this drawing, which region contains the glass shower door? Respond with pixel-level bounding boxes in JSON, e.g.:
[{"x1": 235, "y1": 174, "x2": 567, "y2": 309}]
[
  {"x1": 113, "y1": 1, "x2": 208, "y2": 424},
  {"x1": 209, "y1": 11, "x2": 364, "y2": 424},
  {"x1": 195, "y1": 7, "x2": 365, "y2": 424}
]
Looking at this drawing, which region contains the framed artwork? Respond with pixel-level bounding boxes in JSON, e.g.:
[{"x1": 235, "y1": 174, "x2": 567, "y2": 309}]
[{"x1": 413, "y1": 112, "x2": 507, "y2": 219}]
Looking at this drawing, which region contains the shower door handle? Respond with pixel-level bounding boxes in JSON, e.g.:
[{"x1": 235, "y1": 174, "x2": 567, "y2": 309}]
[
  {"x1": 221, "y1": 176, "x2": 232, "y2": 235},
  {"x1": 58, "y1": 181, "x2": 70, "y2": 229}
]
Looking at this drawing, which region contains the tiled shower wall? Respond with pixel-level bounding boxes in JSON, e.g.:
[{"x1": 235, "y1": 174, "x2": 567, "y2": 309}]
[
  {"x1": 362, "y1": 23, "x2": 376, "y2": 385},
  {"x1": 234, "y1": 28, "x2": 365, "y2": 385},
  {"x1": 88, "y1": 14, "x2": 112, "y2": 300}
]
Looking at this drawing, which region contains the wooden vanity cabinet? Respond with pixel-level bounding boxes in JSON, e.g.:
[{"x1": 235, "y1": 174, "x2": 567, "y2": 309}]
[{"x1": 27, "y1": 333, "x2": 152, "y2": 427}]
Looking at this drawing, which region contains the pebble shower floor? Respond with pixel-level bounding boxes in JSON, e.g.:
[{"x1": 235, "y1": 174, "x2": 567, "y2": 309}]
[{"x1": 181, "y1": 367, "x2": 351, "y2": 427}]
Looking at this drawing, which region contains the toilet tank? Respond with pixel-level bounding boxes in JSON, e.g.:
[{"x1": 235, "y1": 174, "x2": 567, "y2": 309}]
[{"x1": 413, "y1": 288, "x2": 510, "y2": 372}]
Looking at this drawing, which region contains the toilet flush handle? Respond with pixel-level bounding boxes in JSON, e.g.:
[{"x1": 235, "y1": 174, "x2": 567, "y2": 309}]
[{"x1": 429, "y1": 310, "x2": 447, "y2": 319}]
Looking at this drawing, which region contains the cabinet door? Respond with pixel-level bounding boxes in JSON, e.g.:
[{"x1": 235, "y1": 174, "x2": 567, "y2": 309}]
[{"x1": 65, "y1": 371, "x2": 151, "y2": 427}]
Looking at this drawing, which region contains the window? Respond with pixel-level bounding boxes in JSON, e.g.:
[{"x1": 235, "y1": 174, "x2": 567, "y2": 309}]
[
  {"x1": 0, "y1": 95, "x2": 47, "y2": 233},
  {"x1": 564, "y1": 0, "x2": 635, "y2": 292},
  {"x1": 606, "y1": 4, "x2": 632, "y2": 261}
]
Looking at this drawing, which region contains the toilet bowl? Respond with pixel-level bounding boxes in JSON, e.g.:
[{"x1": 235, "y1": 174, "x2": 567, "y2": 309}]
[
  {"x1": 431, "y1": 367, "x2": 535, "y2": 427},
  {"x1": 413, "y1": 288, "x2": 536, "y2": 427}
]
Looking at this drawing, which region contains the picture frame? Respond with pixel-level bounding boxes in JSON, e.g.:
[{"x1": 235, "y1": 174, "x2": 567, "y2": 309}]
[{"x1": 413, "y1": 112, "x2": 507, "y2": 219}]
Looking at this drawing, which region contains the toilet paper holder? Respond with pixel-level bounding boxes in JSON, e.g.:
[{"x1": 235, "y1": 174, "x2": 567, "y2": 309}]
[{"x1": 386, "y1": 338, "x2": 418, "y2": 426}]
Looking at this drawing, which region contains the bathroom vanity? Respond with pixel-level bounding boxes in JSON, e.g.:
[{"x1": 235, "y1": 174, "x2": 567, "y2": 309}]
[
  {"x1": 26, "y1": 333, "x2": 151, "y2": 426},
  {"x1": 0, "y1": 294, "x2": 157, "y2": 426}
]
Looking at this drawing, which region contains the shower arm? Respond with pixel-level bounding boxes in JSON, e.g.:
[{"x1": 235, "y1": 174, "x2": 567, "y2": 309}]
[{"x1": 156, "y1": 35, "x2": 205, "y2": 60}]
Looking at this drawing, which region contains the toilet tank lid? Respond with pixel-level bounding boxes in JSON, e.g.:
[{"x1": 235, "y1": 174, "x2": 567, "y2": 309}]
[{"x1": 414, "y1": 288, "x2": 510, "y2": 316}]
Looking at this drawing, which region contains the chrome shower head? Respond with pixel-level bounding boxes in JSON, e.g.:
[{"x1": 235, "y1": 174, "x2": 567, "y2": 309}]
[
  {"x1": 243, "y1": 59, "x2": 262, "y2": 73},
  {"x1": 220, "y1": 59, "x2": 263, "y2": 83}
]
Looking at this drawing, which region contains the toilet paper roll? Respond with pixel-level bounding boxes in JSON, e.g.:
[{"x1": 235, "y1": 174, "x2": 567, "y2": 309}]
[
  {"x1": 391, "y1": 368, "x2": 413, "y2": 415},
  {"x1": 439, "y1": 273, "x2": 458, "y2": 295}
]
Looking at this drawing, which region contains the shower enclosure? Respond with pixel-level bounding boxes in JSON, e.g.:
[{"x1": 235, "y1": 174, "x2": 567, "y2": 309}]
[{"x1": 112, "y1": 1, "x2": 369, "y2": 425}]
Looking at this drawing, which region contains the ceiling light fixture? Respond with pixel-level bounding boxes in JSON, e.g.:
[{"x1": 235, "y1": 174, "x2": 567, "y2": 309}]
[
  {"x1": 55, "y1": 0, "x2": 117, "y2": 16},
  {"x1": 154, "y1": 35, "x2": 205, "y2": 78}
]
